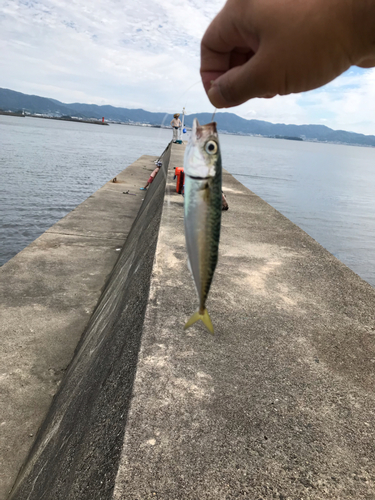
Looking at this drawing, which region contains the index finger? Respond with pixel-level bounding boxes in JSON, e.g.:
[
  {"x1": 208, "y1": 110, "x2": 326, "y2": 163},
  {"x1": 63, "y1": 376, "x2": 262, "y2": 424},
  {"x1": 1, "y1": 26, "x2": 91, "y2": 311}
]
[
  {"x1": 200, "y1": 12, "x2": 240, "y2": 92},
  {"x1": 200, "y1": 10, "x2": 258, "y2": 93}
]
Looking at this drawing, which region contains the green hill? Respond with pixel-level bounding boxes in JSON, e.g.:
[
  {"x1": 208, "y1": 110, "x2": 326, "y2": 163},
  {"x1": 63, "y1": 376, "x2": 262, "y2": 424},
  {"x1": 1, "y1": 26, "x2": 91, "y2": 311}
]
[{"x1": 1, "y1": 87, "x2": 374, "y2": 147}]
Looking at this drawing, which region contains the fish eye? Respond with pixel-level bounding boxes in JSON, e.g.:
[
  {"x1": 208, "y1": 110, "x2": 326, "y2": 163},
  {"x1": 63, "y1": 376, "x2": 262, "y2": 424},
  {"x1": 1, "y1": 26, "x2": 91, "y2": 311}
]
[{"x1": 205, "y1": 140, "x2": 218, "y2": 155}]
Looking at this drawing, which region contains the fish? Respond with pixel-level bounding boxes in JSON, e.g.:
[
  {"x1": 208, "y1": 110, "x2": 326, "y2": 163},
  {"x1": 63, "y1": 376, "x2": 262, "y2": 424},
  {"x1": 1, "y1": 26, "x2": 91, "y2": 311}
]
[{"x1": 183, "y1": 119, "x2": 222, "y2": 334}]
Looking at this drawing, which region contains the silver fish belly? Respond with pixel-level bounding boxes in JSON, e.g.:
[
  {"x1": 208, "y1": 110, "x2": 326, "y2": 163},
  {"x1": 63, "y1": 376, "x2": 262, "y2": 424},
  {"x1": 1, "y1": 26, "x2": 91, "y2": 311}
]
[{"x1": 183, "y1": 119, "x2": 222, "y2": 334}]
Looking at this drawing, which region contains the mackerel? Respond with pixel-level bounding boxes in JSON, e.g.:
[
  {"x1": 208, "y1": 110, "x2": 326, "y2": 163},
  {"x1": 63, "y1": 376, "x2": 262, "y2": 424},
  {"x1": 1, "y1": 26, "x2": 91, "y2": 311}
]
[{"x1": 183, "y1": 119, "x2": 222, "y2": 334}]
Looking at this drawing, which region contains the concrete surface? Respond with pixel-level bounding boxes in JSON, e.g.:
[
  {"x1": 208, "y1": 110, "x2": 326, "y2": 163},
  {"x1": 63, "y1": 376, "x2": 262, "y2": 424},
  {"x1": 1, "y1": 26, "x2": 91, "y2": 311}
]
[
  {"x1": 113, "y1": 144, "x2": 375, "y2": 499},
  {"x1": 0, "y1": 153, "x2": 163, "y2": 500},
  {"x1": 3, "y1": 141, "x2": 375, "y2": 500}
]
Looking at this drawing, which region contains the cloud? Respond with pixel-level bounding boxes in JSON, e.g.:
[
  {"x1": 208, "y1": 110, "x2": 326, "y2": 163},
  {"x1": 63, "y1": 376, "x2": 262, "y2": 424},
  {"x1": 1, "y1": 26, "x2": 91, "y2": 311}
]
[
  {"x1": 0, "y1": 0, "x2": 224, "y2": 106},
  {"x1": 231, "y1": 68, "x2": 375, "y2": 135},
  {"x1": 235, "y1": 94, "x2": 309, "y2": 126},
  {"x1": 293, "y1": 68, "x2": 375, "y2": 134},
  {"x1": 0, "y1": 0, "x2": 374, "y2": 135}
]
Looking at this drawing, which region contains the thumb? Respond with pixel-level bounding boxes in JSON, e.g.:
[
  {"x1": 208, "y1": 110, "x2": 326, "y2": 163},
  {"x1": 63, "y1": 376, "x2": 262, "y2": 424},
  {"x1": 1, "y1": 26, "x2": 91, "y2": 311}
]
[{"x1": 207, "y1": 51, "x2": 278, "y2": 108}]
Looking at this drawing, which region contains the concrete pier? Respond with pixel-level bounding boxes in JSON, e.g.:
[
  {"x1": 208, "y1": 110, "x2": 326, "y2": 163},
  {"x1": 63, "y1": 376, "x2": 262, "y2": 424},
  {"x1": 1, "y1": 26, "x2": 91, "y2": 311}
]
[
  {"x1": 112, "y1": 145, "x2": 375, "y2": 500},
  {"x1": 2, "y1": 142, "x2": 375, "y2": 499}
]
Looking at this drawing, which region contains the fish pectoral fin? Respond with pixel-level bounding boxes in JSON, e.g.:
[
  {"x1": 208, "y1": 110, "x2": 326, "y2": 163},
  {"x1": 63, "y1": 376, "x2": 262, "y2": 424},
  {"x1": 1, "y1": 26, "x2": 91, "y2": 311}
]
[{"x1": 184, "y1": 309, "x2": 214, "y2": 335}]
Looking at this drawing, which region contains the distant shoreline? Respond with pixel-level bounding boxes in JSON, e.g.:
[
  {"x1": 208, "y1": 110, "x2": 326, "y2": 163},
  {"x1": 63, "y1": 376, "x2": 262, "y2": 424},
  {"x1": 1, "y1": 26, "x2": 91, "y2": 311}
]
[
  {"x1": 2, "y1": 87, "x2": 375, "y2": 147},
  {"x1": 0, "y1": 111, "x2": 108, "y2": 125},
  {"x1": 27, "y1": 114, "x2": 109, "y2": 126},
  {"x1": 1, "y1": 112, "x2": 373, "y2": 147},
  {"x1": 0, "y1": 110, "x2": 24, "y2": 117}
]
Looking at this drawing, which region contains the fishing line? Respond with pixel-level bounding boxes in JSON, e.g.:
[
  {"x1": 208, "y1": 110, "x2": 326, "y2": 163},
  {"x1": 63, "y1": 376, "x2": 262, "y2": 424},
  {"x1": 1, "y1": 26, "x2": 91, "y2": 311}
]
[
  {"x1": 211, "y1": 108, "x2": 217, "y2": 122},
  {"x1": 159, "y1": 79, "x2": 202, "y2": 130}
]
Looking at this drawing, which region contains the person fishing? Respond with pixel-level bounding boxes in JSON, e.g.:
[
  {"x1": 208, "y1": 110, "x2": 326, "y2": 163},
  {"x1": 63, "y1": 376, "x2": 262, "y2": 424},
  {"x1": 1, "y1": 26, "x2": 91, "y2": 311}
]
[
  {"x1": 170, "y1": 113, "x2": 182, "y2": 143},
  {"x1": 200, "y1": 0, "x2": 375, "y2": 108}
]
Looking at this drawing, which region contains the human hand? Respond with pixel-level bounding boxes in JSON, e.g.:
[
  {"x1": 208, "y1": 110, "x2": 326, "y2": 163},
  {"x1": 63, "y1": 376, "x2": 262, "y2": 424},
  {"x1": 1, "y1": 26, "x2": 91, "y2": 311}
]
[{"x1": 201, "y1": 0, "x2": 375, "y2": 108}]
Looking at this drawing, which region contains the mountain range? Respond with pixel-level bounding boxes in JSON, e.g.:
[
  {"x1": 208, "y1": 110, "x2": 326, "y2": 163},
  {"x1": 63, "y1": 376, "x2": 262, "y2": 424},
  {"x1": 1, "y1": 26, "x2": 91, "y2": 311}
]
[{"x1": 1, "y1": 87, "x2": 374, "y2": 147}]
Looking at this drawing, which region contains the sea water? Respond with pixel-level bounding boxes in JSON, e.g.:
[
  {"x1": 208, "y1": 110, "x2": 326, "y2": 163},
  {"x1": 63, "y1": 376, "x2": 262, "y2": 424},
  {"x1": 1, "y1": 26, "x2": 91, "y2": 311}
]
[{"x1": 1, "y1": 115, "x2": 375, "y2": 288}]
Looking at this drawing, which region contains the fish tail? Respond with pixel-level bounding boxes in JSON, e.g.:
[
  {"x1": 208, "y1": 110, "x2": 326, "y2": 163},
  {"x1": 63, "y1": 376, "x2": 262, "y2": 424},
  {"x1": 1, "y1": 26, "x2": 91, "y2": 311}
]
[{"x1": 184, "y1": 308, "x2": 214, "y2": 334}]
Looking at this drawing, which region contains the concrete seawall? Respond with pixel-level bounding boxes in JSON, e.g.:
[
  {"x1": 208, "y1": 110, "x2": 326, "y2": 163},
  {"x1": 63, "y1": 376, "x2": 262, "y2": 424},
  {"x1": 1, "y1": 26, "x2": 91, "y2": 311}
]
[
  {"x1": 1, "y1": 147, "x2": 170, "y2": 499},
  {"x1": 2, "y1": 142, "x2": 375, "y2": 499}
]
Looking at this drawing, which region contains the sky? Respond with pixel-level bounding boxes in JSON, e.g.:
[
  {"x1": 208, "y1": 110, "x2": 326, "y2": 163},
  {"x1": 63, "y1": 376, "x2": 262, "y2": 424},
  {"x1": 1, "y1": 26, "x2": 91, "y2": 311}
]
[{"x1": 1, "y1": 0, "x2": 375, "y2": 135}]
